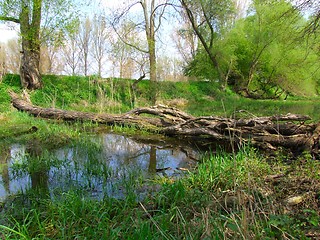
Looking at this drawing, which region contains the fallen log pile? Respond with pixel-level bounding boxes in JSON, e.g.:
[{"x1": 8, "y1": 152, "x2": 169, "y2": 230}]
[{"x1": 9, "y1": 91, "x2": 320, "y2": 155}]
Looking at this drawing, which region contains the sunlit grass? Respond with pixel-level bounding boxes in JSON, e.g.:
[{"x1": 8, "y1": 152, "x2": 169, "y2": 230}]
[
  {"x1": 1, "y1": 75, "x2": 320, "y2": 239},
  {"x1": 1, "y1": 145, "x2": 320, "y2": 239},
  {"x1": 187, "y1": 146, "x2": 271, "y2": 191}
]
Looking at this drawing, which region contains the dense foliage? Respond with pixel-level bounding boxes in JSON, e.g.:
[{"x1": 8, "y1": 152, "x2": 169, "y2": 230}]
[{"x1": 185, "y1": 0, "x2": 320, "y2": 98}]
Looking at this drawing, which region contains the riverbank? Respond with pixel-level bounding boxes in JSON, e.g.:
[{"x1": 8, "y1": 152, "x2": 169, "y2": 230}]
[
  {"x1": 1, "y1": 145, "x2": 319, "y2": 239},
  {"x1": 1, "y1": 74, "x2": 320, "y2": 238},
  {"x1": 2, "y1": 74, "x2": 320, "y2": 119}
]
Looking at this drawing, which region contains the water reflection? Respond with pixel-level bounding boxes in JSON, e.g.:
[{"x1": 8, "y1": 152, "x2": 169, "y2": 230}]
[
  {"x1": 0, "y1": 146, "x2": 10, "y2": 196},
  {"x1": 148, "y1": 146, "x2": 157, "y2": 174},
  {"x1": 0, "y1": 145, "x2": 29, "y2": 200},
  {"x1": 0, "y1": 133, "x2": 199, "y2": 201},
  {"x1": 27, "y1": 141, "x2": 50, "y2": 196}
]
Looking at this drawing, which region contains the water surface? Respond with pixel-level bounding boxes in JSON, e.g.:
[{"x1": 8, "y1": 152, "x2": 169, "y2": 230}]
[{"x1": 0, "y1": 133, "x2": 199, "y2": 201}]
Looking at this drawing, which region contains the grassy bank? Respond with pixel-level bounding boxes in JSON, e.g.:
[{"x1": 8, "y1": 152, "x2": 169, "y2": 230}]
[
  {"x1": 2, "y1": 74, "x2": 320, "y2": 119},
  {"x1": 1, "y1": 147, "x2": 319, "y2": 239},
  {"x1": 2, "y1": 73, "x2": 320, "y2": 153},
  {"x1": 1, "y1": 74, "x2": 320, "y2": 239}
]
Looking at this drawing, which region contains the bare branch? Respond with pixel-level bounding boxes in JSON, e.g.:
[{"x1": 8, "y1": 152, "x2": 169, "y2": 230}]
[
  {"x1": 112, "y1": 1, "x2": 141, "y2": 26},
  {"x1": 110, "y1": 1, "x2": 149, "y2": 54},
  {"x1": 111, "y1": 23, "x2": 148, "y2": 54},
  {"x1": 152, "y1": 2, "x2": 168, "y2": 33}
]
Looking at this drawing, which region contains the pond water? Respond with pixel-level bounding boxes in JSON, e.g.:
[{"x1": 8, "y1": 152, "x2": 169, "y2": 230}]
[{"x1": 0, "y1": 133, "x2": 199, "y2": 201}]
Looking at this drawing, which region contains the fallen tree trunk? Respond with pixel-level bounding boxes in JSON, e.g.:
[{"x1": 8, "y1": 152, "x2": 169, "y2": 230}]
[{"x1": 9, "y1": 91, "x2": 320, "y2": 155}]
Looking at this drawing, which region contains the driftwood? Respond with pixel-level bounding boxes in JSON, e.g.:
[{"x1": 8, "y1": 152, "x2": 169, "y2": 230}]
[{"x1": 9, "y1": 91, "x2": 320, "y2": 155}]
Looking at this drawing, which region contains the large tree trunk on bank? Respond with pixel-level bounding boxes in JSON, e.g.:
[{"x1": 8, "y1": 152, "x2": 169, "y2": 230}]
[
  {"x1": 9, "y1": 91, "x2": 320, "y2": 157},
  {"x1": 20, "y1": 50, "x2": 42, "y2": 90},
  {"x1": 19, "y1": 0, "x2": 43, "y2": 90}
]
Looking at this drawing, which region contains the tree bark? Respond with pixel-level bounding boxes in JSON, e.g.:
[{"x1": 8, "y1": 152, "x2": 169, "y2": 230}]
[
  {"x1": 141, "y1": 0, "x2": 157, "y2": 104},
  {"x1": 9, "y1": 91, "x2": 320, "y2": 156},
  {"x1": 20, "y1": 50, "x2": 42, "y2": 90},
  {"x1": 19, "y1": 0, "x2": 43, "y2": 90}
]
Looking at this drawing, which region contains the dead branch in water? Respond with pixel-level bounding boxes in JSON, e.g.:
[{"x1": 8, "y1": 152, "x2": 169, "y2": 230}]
[{"x1": 9, "y1": 91, "x2": 320, "y2": 155}]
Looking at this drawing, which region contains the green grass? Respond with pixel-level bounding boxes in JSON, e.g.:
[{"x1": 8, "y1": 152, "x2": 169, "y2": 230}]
[
  {"x1": 1, "y1": 147, "x2": 318, "y2": 239},
  {"x1": 0, "y1": 111, "x2": 84, "y2": 148},
  {"x1": 2, "y1": 74, "x2": 320, "y2": 120},
  {"x1": 1, "y1": 74, "x2": 320, "y2": 239}
]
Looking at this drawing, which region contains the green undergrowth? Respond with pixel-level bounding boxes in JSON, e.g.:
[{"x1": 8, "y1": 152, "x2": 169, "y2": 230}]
[
  {"x1": 0, "y1": 111, "x2": 83, "y2": 147},
  {"x1": 1, "y1": 147, "x2": 319, "y2": 239},
  {"x1": 1, "y1": 74, "x2": 320, "y2": 239},
  {"x1": 2, "y1": 74, "x2": 320, "y2": 120}
]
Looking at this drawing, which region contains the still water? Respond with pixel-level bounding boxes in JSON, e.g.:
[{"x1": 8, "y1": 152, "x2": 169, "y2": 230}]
[{"x1": 0, "y1": 133, "x2": 199, "y2": 201}]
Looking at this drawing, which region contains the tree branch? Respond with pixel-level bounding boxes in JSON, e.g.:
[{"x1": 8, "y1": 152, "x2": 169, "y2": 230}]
[
  {"x1": 111, "y1": 23, "x2": 148, "y2": 54},
  {"x1": 0, "y1": 16, "x2": 20, "y2": 24},
  {"x1": 180, "y1": 0, "x2": 220, "y2": 70},
  {"x1": 199, "y1": 1, "x2": 214, "y2": 49},
  {"x1": 152, "y1": 1, "x2": 169, "y2": 33}
]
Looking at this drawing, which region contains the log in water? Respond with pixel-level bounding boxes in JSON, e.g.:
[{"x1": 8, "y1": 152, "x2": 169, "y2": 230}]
[{"x1": 9, "y1": 91, "x2": 320, "y2": 156}]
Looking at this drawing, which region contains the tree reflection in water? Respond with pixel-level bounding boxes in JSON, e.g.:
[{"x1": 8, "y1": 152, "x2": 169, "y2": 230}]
[
  {"x1": 26, "y1": 141, "x2": 49, "y2": 197},
  {"x1": 0, "y1": 146, "x2": 10, "y2": 196},
  {"x1": 0, "y1": 133, "x2": 199, "y2": 200},
  {"x1": 148, "y1": 146, "x2": 157, "y2": 174}
]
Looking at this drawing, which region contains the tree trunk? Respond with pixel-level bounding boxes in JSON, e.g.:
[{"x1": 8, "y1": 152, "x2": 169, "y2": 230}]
[
  {"x1": 19, "y1": 0, "x2": 43, "y2": 90},
  {"x1": 149, "y1": 43, "x2": 157, "y2": 104},
  {"x1": 20, "y1": 49, "x2": 42, "y2": 90},
  {"x1": 142, "y1": 0, "x2": 157, "y2": 104},
  {"x1": 181, "y1": 0, "x2": 226, "y2": 86}
]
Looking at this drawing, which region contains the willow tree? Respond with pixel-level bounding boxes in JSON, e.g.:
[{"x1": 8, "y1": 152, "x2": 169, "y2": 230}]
[
  {"x1": 180, "y1": 0, "x2": 236, "y2": 89},
  {"x1": 0, "y1": 0, "x2": 78, "y2": 90}
]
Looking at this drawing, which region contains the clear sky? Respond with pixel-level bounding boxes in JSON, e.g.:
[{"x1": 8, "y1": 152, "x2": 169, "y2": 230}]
[
  {"x1": 0, "y1": 0, "x2": 251, "y2": 43},
  {"x1": 0, "y1": 23, "x2": 18, "y2": 43}
]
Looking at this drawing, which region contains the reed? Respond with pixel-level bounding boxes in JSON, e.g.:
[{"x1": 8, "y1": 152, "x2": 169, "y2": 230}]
[{"x1": 2, "y1": 145, "x2": 319, "y2": 239}]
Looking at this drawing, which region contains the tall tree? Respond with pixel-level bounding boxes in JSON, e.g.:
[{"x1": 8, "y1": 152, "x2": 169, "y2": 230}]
[
  {"x1": 0, "y1": 44, "x2": 6, "y2": 80},
  {"x1": 5, "y1": 39, "x2": 21, "y2": 74},
  {"x1": 141, "y1": 0, "x2": 157, "y2": 85},
  {"x1": 40, "y1": 35, "x2": 63, "y2": 74},
  {"x1": 62, "y1": 41, "x2": 80, "y2": 76},
  {"x1": 172, "y1": 7, "x2": 197, "y2": 67},
  {"x1": 92, "y1": 14, "x2": 109, "y2": 77},
  {"x1": 0, "y1": 0, "x2": 79, "y2": 89},
  {"x1": 62, "y1": 23, "x2": 81, "y2": 76},
  {"x1": 109, "y1": 21, "x2": 142, "y2": 79},
  {"x1": 78, "y1": 17, "x2": 92, "y2": 76},
  {"x1": 111, "y1": 0, "x2": 171, "y2": 103}
]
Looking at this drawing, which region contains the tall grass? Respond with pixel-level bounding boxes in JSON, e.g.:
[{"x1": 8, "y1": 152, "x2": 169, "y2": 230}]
[
  {"x1": 2, "y1": 145, "x2": 312, "y2": 239},
  {"x1": 1, "y1": 74, "x2": 320, "y2": 239}
]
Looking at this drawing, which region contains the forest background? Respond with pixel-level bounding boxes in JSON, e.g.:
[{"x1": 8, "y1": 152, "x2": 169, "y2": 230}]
[{"x1": 0, "y1": 0, "x2": 319, "y2": 101}]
